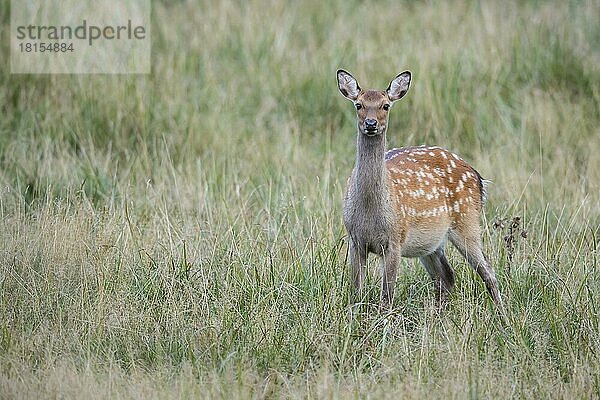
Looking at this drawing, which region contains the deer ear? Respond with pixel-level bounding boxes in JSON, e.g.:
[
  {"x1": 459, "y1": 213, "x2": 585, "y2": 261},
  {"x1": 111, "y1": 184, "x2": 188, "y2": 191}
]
[
  {"x1": 387, "y1": 71, "x2": 411, "y2": 102},
  {"x1": 337, "y1": 69, "x2": 361, "y2": 101}
]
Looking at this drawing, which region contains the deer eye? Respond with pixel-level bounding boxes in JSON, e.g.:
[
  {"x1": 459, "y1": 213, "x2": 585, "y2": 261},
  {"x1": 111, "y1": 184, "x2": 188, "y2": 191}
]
[
  {"x1": 355, "y1": 103, "x2": 362, "y2": 110},
  {"x1": 383, "y1": 104, "x2": 390, "y2": 111}
]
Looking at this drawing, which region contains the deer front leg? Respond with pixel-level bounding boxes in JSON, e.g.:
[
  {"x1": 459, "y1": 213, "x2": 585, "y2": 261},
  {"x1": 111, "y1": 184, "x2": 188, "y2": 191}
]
[
  {"x1": 381, "y1": 248, "x2": 401, "y2": 309},
  {"x1": 349, "y1": 242, "x2": 367, "y2": 302}
]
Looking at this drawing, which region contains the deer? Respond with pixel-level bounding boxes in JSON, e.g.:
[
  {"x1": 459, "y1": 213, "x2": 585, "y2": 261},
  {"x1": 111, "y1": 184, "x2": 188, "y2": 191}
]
[{"x1": 336, "y1": 69, "x2": 502, "y2": 310}]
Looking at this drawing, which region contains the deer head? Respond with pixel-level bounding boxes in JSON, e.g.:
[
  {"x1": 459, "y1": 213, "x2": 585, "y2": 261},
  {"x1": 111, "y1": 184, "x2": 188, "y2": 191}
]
[{"x1": 337, "y1": 69, "x2": 411, "y2": 137}]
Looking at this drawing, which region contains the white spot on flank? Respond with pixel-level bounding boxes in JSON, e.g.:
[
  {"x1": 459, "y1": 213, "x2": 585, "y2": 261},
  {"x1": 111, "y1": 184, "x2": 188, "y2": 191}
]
[
  {"x1": 453, "y1": 201, "x2": 460, "y2": 212},
  {"x1": 452, "y1": 153, "x2": 460, "y2": 160},
  {"x1": 450, "y1": 160, "x2": 456, "y2": 168},
  {"x1": 441, "y1": 152, "x2": 448, "y2": 159},
  {"x1": 429, "y1": 152, "x2": 435, "y2": 156}
]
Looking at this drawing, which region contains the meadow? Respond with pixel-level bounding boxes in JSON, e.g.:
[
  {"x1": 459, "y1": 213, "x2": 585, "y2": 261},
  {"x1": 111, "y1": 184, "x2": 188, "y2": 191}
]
[{"x1": 0, "y1": 0, "x2": 599, "y2": 398}]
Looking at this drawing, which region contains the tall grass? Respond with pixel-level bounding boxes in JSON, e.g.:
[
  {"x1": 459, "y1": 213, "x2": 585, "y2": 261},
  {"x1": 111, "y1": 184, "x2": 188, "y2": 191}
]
[{"x1": 1, "y1": 0, "x2": 599, "y2": 398}]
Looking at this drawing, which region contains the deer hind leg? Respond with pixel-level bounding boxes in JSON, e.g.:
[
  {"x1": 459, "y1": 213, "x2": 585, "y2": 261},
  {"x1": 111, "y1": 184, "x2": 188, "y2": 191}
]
[
  {"x1": 449, "y1": 227, "x2": 503, "y2": 308},
  {"x1": 420, "y1": 246, "x2": 455, "y2": 305}
]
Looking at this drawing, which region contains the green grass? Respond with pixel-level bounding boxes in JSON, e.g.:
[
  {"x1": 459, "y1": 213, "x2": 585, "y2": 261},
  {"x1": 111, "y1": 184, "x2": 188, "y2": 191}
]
[{"x1": 1, "y1": 0, "x2": 599, "y2": 398}]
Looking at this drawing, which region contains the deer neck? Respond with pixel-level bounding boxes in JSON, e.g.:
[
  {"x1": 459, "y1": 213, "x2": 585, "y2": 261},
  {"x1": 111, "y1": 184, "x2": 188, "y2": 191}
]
[{"x1": 351, "y1": 132, "x2": 390, "y2": 209}]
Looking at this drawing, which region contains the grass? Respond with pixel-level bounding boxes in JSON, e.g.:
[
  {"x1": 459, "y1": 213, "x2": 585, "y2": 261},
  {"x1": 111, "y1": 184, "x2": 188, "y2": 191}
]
[{"x1": 1, "y1": 0, "x2": 599, "y2": 398}]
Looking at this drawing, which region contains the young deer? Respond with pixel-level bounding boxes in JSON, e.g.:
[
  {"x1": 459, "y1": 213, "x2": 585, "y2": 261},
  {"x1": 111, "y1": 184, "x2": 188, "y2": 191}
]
[{"x1": 337, "y1": 69, "x2": 502, "y2": 309}]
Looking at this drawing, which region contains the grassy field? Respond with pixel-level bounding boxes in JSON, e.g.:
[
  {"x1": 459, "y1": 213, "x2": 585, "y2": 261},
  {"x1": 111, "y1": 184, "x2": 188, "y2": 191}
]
[{"x1": 1, "y1": 0, "x2": 599, "y2": 398}]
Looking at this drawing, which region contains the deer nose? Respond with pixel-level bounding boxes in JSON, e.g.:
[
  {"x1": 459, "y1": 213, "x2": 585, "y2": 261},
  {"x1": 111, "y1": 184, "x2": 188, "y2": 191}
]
[{"x1": 365, "y1": 118, "x2": 377, "y2": 129}]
